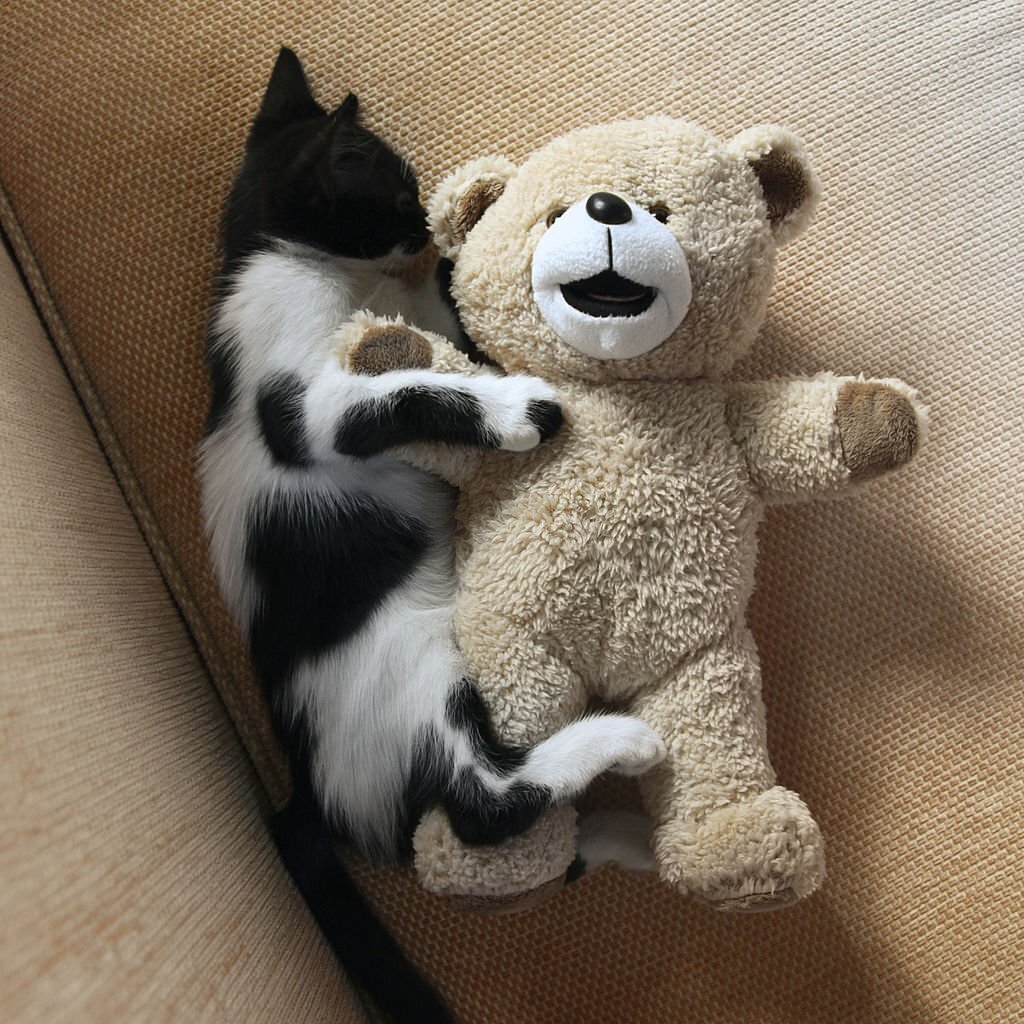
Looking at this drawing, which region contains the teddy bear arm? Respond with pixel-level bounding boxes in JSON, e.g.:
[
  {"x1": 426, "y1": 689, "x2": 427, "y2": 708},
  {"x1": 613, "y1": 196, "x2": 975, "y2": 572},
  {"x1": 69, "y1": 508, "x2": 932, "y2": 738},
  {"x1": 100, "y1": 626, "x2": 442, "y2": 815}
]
[
  {"x1": 722, "y1": 375, "x2": 849, "y2": 503},
  {"x1": 723, "y1": 374, "x2": 925, "y2": 504},
  {"x1": 387, "y1": 440, "x2": 483, "y2": 487},
  {"x1": 334, "y1": 308, "x2": 485, "y2": 377}
]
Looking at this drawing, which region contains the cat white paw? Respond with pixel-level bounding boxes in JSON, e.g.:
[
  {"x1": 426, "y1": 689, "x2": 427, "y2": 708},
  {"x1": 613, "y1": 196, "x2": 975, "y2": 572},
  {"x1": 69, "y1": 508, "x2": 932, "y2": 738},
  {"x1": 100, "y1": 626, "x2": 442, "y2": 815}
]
[
  {"x1": 604, "y1": 719, "x2": 667, "y2": 776},
  {"x1": 480, "y1": 375, "x2": 563, "y2": 451},
  {"x1": 522, "y1": 715, "x2": 665, "y2": 800}
]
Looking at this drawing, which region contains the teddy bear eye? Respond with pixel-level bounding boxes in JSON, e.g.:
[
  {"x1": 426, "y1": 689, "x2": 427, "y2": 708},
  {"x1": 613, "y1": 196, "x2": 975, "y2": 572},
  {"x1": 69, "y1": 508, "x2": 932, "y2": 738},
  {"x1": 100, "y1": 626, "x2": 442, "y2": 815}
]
[
  {"x1": 546, "y1": 208, "x2": 567, "y2": 228},
  {"x1": 649, "y1": 204, "x2": 671, "y2": 223}
]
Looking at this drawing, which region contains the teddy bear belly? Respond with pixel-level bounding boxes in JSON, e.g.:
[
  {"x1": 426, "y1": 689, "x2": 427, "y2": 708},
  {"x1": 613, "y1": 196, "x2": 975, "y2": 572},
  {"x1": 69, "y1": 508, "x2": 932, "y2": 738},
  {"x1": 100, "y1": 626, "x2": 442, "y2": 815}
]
[
  {"x1": 457, "y1": 446, "x2": 762, "y2": 702},
  {"x1": 553, "y1": 490, "x2": 761, "y2": 698}
]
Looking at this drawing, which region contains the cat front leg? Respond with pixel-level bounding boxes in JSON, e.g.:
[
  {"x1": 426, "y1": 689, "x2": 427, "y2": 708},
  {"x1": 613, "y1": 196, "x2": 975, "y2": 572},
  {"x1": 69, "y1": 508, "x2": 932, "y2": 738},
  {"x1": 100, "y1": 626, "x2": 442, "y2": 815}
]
[
  {"x1": 251, "y1": 314, "x2": 562, "y2": 480},
  {"x1": 328, "y1": 311, "x2": 562, "y2": 464}
]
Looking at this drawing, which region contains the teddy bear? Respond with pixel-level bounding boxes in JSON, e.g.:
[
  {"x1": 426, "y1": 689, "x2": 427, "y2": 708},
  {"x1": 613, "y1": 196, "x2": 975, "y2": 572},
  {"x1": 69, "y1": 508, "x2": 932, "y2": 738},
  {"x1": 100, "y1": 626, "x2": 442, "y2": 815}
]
[{"x1": 333, "y1": 118, "x2": 927, "y2": 912}]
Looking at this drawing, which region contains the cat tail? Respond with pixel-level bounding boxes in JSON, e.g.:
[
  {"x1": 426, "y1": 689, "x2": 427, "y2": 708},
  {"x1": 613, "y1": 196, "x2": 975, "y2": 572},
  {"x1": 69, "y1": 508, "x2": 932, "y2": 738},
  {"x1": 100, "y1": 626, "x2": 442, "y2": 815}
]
[
  {"x1": 439, "y1": 679, "x2": 665, "y2": 845},
  {"x1": 272, "y1": 777, "x2": 453, "y2": 1024}
]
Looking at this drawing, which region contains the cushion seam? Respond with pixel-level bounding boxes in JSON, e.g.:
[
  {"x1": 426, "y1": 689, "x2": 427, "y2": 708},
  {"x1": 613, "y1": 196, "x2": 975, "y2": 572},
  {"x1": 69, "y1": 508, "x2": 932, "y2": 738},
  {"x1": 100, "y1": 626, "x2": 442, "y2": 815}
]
[{"x1": 0, "y1": 181, "x2": 288, "y2": 809}]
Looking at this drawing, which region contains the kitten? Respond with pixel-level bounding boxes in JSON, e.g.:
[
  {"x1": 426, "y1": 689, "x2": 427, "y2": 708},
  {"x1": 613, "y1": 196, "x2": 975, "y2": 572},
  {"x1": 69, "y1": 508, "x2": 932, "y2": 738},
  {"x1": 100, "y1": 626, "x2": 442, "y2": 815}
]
[{"x1": 198, "y1": 48, "x2": 663, "y2": 1022}]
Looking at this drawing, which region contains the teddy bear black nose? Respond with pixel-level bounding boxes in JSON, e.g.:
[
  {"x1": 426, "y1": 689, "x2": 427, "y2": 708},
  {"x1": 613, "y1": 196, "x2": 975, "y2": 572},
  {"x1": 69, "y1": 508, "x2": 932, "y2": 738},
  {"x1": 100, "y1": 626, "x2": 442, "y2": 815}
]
[{"x1": 586, "y1": 192, "x2": 632, "y2": 225}]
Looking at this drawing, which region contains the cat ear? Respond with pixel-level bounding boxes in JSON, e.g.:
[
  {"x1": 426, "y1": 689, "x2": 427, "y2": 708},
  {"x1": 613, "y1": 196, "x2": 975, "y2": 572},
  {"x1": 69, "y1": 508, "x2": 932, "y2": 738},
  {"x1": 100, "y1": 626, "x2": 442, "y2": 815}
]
[
  {"x1": 282, "y1": 95, "x2": 356, "y2": 198},
  {"x1": 256, "y1": 47, "x2": 325, "y2": 125},
  {"x1": 283, "y1": 114, "x2": 340, "y2": 196},
  {"x1": 331, "y1": 93, "x2": 359, "y2": 121}
]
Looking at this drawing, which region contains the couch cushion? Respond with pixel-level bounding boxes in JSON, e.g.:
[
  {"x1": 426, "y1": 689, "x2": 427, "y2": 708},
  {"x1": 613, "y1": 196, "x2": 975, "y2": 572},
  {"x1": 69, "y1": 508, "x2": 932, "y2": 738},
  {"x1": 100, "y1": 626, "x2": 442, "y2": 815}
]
[
  {"x1": 1, "y1": 2, "x2": 1021, "y2": 1022},
  {"x1": 0, "y1": 245, "x2": 367, "y2": 1023}
]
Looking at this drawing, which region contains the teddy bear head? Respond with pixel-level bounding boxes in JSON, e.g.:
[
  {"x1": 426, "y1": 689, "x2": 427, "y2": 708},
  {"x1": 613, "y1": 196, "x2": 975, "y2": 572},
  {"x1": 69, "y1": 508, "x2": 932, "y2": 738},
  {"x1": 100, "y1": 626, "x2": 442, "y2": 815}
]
[{"x1": 430, "y1": 118, "x2": 819, "y2": 382}]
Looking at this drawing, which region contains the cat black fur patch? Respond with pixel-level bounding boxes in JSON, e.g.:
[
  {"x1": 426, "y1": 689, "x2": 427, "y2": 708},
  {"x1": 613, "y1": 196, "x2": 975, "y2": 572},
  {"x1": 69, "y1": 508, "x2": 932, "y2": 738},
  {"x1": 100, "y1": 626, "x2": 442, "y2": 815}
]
[
  {"x1": 440, "y1": 680, "x2": 550, "y2": 845},
  {"x1": 444, "y1": 771, "x2": 550, "y2": 846},
  {"x1": 446, "y1": 680, "x2": 527, "y2": 775},
  {"x1": 204, "y1": 339, "x2": 240, "y2": 436},
  {"x1": 244, "y1": 493, "x2": 427, "y2": 689},
  {"x1": 257, "y1": 372, "x2": 310, "y2": 466},
  {"x1": 527, "y1": 399, "x2": 563, "y2": 442},
  {"x1": 397, "y1": 684, "x2": 551, "y2": 853},
  {"x1": 334, "y1": 386, "x2": 499, "y2": 457}
]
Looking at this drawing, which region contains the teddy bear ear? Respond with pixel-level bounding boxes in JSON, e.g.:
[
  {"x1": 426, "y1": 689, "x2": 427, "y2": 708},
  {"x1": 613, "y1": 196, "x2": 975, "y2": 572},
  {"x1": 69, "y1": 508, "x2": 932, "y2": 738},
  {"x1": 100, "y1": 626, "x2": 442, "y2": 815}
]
[
  {"x1": 428, "y1": 156, "x2": 518, "y2": 259},
  {"x1": 728, "y1": 126, "x2": 821, "y2": 246}
]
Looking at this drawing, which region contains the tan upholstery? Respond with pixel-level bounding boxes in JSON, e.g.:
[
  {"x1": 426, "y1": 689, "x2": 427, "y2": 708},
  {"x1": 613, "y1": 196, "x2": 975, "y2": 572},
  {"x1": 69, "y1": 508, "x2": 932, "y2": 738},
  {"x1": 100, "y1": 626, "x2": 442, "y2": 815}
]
[
  {"x1": 1, "y1": 2, "x2": 1021, "y2": 1022},
  {"x1": 0, "y1": 246, "x2": 367, "y2": 1023}
]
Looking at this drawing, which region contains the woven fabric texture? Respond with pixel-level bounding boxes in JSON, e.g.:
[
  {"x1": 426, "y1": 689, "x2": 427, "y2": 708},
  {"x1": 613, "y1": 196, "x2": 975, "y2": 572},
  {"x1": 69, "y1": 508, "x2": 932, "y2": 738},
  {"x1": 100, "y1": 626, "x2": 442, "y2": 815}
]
[
  {"x1": 0, "y1": 247, "x2": 368, "y2": 1023},
  {"x1": 1, "y1": 2, "x2": 1021, "y2": 1022}
]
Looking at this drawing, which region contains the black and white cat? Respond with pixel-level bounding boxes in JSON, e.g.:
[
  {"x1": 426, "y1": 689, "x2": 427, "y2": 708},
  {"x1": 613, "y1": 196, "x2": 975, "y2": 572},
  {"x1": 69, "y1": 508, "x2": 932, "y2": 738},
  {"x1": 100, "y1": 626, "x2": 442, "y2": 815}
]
[{"x1": 198, "y1": 49, "x2": 663, "y2": 1022}]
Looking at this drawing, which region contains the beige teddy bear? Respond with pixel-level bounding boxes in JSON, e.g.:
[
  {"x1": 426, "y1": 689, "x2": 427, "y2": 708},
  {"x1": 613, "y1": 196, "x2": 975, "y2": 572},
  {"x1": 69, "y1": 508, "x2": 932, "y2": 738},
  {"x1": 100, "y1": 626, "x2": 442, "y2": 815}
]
[{"x1": 335, "y1": 118, "x2": 927, "y2": 912}]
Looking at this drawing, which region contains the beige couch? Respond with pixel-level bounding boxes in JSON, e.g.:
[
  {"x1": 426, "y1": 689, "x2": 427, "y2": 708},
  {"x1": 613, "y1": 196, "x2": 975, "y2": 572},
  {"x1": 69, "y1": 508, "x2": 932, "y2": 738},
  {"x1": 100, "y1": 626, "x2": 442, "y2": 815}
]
[{"x1": 2, "y1": 3, "x2": 1021, "y2": 1022}]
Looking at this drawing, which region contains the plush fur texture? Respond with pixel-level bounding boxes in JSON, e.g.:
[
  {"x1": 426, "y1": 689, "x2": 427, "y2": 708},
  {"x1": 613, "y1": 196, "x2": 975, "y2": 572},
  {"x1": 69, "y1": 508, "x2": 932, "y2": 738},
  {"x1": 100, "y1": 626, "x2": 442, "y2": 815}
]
[{"x1": 339, "y1": 118, "x2": 928, "y2": 911}]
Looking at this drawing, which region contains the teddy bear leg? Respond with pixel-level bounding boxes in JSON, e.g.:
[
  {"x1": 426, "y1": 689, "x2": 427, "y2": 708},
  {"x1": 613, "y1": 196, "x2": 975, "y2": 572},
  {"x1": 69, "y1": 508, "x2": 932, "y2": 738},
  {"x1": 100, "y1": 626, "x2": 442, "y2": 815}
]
[
  {"x1": 412, "y1": 638, "x2": 588, "y2": 912},
  {"x1": 632, "y1": 628, "x2": 825, "y2": 911},
  {"x1": 413, "y1": 633, "x2": 666, "y2": 913}
]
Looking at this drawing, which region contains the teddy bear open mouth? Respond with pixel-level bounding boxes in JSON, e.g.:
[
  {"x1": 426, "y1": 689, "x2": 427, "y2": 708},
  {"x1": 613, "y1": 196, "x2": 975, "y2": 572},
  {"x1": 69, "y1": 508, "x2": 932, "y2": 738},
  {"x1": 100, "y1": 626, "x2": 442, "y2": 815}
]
[{"x1": 560, "y1": 270, "x2": 657, "y2": 318}]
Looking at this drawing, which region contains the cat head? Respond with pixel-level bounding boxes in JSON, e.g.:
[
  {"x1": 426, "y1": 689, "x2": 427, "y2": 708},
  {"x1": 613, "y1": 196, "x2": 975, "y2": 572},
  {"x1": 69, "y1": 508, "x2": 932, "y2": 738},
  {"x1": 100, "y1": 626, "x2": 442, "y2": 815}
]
[{"x1": 222, "y1": 48, "x2": 427, "y2": 263}]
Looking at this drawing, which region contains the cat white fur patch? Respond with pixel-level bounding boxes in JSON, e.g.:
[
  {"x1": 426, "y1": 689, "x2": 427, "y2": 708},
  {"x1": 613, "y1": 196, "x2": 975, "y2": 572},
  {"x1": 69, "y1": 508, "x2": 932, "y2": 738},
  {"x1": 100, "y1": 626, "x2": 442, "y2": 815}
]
[{"x1": 576, "y1": 811, "x2": 657, "y2": 873}]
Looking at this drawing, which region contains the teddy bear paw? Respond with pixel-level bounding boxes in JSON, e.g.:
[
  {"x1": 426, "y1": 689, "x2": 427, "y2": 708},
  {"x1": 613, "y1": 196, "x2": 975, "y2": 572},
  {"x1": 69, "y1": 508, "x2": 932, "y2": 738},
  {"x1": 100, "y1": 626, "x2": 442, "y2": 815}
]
[
  {"x1": 654, "y1": 785, "x2": 825, "y2": 911},
  {"x1": 347, "y1": 322, "x2": 435, "y2": 375},
  {"x1": 413, "y1": 804, "x2": 578, "y2": 913},
  {"x1": 836, "y1": 378, "x2": 928, "y2": 480}
]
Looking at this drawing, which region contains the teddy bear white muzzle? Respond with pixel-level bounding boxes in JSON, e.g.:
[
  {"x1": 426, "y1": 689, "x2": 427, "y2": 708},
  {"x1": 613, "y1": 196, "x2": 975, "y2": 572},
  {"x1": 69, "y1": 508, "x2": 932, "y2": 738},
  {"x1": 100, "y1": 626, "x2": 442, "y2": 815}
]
[{"x1": 531, "y1": 193, "x2": 692, "y2": 361}]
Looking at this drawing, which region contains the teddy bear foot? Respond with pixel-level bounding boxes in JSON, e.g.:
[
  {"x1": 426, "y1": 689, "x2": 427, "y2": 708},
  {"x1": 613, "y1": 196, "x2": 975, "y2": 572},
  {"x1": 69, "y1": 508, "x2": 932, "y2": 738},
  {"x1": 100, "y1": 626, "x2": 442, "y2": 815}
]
[
  {"x1": 413, "y1": 804, "x2": 578, "y2": 915},
  {"x1": 709, "y1": 887, "x2": 800, "y2": 913},
  {"x1": 448, "y1": 873, "x2": 566, "y2": 916},
  {"x1": 654, "y1": 785, "x2": 825, "y2": 909}
]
